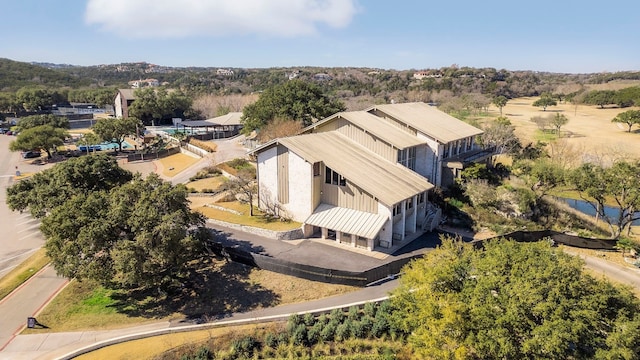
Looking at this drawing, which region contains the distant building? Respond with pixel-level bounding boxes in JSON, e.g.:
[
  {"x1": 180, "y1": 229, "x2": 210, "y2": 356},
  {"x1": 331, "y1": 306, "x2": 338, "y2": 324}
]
[
  {"x1": 128, "y1": 78, "x2": 160, "y2": 88},
  {"x1": 114, "y1": 89, "x2": 136, "y2": 118},
  {"x1": 216, "y1": 68, "x2": 234, "y2": 76},
  {"x1": 313, "y1": 73, "x2": 332, "y2": 81}
]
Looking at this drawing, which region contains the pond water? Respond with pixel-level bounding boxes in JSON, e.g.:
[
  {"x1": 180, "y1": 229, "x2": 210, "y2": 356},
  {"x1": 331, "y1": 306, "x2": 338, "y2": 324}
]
[{"x1": 557, "y1": 197, "x2": 640, "y2": 226}]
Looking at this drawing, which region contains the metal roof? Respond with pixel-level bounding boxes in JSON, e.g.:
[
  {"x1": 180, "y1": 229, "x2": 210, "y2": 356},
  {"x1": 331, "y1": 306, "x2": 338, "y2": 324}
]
[
  {"x1": 305, "y1": 203, "x2": 387, "y2": 239},
  {"x1": 311, "y1": 111, "x2": 427, "y2": 149},
  {"x1": 279, "y1": 132, "x2": 433, "y2": 206},
  {"x1": 368, "y1": 102, "x2": 483, "y2": 143},
  {"x1": 117, "y1": 89, "x2": 136, "y2": 100},
  {"x1": 181, "y1": 112, "x2": 243, "y2": 128}
]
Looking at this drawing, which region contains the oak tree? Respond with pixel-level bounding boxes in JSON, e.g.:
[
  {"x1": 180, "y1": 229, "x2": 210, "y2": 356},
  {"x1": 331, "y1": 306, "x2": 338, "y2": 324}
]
[
  {"x1": 9, "y1": 125, "x2": 68, "y2": 159},
  {"x1": 612, "y1": 109, "x2": 640, "y2": 132}
]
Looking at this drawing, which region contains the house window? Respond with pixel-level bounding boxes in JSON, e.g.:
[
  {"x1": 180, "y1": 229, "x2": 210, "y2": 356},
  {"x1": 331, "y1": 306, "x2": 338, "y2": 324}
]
[
  {"x1": 443, "y1": 144, "x2": 450, "y2": 159},
  {"x1": 313, "y1": 162, "x2": 321, "y2": 177},
  {"x1": 406, "y1": 199, "x2": 413, "y2": 210},
  {"x1": 325, "y1": 167, "x2": 346, "y2": 186},
  {"x1": 393, "y1": 203, "x2": 403, "y2": 217},
  {"x1": 418, "y1": 192, "x2": 425, "y2": 204},
  {"x1": 466, "y1": 137, "x2": 473, "y2": 151},
  {"x1": 398, "y1": 146, "x2": 417, "y2": 170}
]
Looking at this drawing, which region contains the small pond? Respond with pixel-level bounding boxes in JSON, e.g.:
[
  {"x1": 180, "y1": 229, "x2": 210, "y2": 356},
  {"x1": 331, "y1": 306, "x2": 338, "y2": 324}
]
[{"x1": 556, "y1": 197, "x2": 640, "y2": 226}]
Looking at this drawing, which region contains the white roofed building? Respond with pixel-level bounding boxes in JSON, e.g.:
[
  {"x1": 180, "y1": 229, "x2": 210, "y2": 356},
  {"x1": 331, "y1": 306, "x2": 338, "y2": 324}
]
[{"x1": 251, "y1": 102, "x2": 489, "y2": 252}]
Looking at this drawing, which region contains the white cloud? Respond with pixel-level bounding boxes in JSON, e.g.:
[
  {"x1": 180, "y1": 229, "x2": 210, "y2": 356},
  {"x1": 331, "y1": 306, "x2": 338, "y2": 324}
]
[{"x1": 85, "y1": 0, "x2": 358, "y2": 38}]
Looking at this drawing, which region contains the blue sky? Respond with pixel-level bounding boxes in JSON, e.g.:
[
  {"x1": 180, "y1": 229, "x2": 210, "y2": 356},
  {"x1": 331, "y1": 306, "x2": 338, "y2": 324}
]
[{"x1": 1, "y1": 0, "x2": 638, "y2": 73}]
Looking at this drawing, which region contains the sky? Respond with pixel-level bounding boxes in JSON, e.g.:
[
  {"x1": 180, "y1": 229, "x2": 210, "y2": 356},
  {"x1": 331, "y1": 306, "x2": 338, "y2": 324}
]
[{"x1": 1, "y1": 0, "x2": 638, "y2": 74}]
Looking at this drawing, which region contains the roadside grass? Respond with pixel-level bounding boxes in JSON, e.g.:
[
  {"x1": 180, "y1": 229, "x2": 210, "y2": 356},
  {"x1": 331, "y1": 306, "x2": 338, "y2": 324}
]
[
  {"x1": 74, "y1": 324, "x2": 268, "y2": 360},
  {"x1": 158, "y1": 153, "x2": 200, "y2": 177},
  {"x1": 187, "y1": 176, "x2": 225, "y2": 192},
  {"x1": 0, "y1": 248, "x2": 49, "y2": 301},
  {"x1": 23, "y1": 260, "x2": 356, "y2": 334},
  {"x1": 195, "y1": 201, "x2": 302, "y2": 231}
]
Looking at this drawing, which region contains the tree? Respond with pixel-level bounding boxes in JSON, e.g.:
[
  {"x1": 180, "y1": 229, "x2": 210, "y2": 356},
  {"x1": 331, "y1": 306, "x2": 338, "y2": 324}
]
[
  {"x1": 612, "y1": 109, "x2": 640, "y2": 132},
  {"x1": 550, "y1": 113, "x2": 569, "y2": 135},
  {"x1": 15, "y1": 114, "x2": 69, "y2": 132},
  {"x1": 6, "y1": 154, "x2": 132, "y2": 218},
  {"x1": 256, "y1": 117, "x2": 303, "y2": 143},
  {"x1": 15, "y1": 87, "x2": 53, "y2": 111},
  {"x1": 480, "y1": 116, "x2": 520, "y2": 154},
  {"x1": 569, "y1": 161, "x2": 640, "y2": 239},
  {"x1": 532, "y1": 94, "x2": 557, "y2": 111},
  {"x1": 392, "y1": 237, "x2": 640, "y2": 359},
  {"x1": 128, "y1": 88, "x2": 192, "y2": 126},
  {"x1": 40, "y1": 174, "x2": 209, "y2": 293},
  {"x1": 9, "y1": 125, "x2": 67, "y2": 159},
  {"x1": 92, "y1": 117, "x2": 141, "y2": 152},
  {"x1": 584, "y1": 90, "x2": 616, "y2": 109},
  {"x1": 492, "y1": 95, "x2": 508, "y2": 115},
  {"x1": 77, "y1": 132, "x2": 102, "y2": 155},
  {"x1": 221, "y1": 168, "x2": 257, "y2": 216},
  {"x1": 241, "y1": 80, "x2": 346, "y2": 133}
]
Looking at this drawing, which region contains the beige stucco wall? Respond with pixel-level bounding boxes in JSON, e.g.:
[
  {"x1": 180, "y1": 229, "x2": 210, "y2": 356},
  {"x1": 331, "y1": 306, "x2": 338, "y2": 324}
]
[
  {"x1": 284, "y1": 151, "x2": 313, "y2": 221},
  {"x1": 416, "y1": 132, "x2": 442, "y2": 187},
  {"x1": 257, "y1": 146, "x2": 279, "y2": 212},
  {"x1": 377, "y1": 202, "x2": 393, "y2": 246}
]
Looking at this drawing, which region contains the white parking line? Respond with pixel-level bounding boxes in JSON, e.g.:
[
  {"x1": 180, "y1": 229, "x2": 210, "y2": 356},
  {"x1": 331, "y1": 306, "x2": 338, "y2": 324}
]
[
  {"x1": 17, "y1": 224, "x2": 41, "y2": 233},
  {"x1": 16, "y1": 218, "x2": 39, "y2": 226}
]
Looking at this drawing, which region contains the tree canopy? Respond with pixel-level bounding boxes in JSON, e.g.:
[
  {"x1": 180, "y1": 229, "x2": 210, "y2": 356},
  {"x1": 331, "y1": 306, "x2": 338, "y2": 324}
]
[
  {"x1": 9, "y1": 125, "x2": 68, "y2": 159},
  {"x1": 492, "y1": 95, "x2": 508, "y2": 115},
  {"x1": 612, "y1": 109, "x2": 640, "y2": 132},
  {"x1": 568, "y1": 161, "x2": 640, "y2": 239},
  {"x1": 241, "y1": 79, "x2": 346, "y2": 133},
  {"x1": 392, "y1": 237, "x2": 640, "y2": 359},
  {"x1": 128, "y1": 88, "x2": 192, "y2": 125},
  {"x1": 15, "y1": 114, "x2": 69, "y2": 131},
  {"x1": 532, "y1": 94, "x2": 558, "y2": 111},
  {"x1": 6, "y1": 154, "x2": 133, "y2": 218},
  {"x1": 92, "y1": 117, "x2": 141, "y2": 152},
  {"x1": 41, "y1": 174, "x2": 208, "y2": 292}
]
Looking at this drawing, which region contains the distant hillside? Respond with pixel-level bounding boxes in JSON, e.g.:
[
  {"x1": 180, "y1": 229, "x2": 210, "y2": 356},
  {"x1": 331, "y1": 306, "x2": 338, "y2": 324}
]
[{"x1": 0, "y1": 58, "x2": 91, "y2": 91}]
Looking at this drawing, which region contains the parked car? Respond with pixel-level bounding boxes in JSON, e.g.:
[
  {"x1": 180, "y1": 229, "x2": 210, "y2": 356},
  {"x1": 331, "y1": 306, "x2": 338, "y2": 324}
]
[
  {"x1": 6, "y1": 131, "x2": 12, "y2": 136},
  {"x1": 21, "y1": 151, "x2": 41, "y2": 159}
]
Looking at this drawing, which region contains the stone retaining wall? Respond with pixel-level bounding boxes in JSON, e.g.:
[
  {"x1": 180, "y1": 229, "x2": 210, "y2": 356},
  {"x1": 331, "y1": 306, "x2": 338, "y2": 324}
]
[{"x1": 206, "y1": 218, "x2": 303, "y2": 240}]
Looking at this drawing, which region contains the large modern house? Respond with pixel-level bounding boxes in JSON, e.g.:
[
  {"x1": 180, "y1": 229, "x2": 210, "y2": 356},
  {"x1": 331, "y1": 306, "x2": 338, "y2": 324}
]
[
  {"x1": 252, "y1": 102, "x2": 488, "y2": 251},
  {"x1": 114, "y1": 89, "x2": 136, "y2": 118}
]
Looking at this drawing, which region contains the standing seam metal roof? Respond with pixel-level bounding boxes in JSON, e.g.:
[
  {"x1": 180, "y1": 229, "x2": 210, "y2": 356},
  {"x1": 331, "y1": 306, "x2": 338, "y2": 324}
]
[
  {"x1": 279, "y1": 132, "x2": 433, "y2": 206},
  {"x1": 304, "y1": 203, "x2": 388, "y2": 239},
  {"x1": 368, "y1": 102, "x2": 483, "y2": 143},
  {"x1": 337, "y1": 112, "x2": 427, "y2": 149}
]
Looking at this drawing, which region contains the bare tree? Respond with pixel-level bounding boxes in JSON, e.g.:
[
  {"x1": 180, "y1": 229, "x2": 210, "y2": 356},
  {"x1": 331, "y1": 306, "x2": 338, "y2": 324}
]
[{"x1": 221, "y1": 168, "x2": 257, "y2": 216}]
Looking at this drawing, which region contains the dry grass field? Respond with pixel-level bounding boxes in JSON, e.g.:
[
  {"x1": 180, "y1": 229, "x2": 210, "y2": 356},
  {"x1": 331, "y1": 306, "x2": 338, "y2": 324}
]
[{"x1": 490, "y1": 97, "x2": 640, "y2": 163}]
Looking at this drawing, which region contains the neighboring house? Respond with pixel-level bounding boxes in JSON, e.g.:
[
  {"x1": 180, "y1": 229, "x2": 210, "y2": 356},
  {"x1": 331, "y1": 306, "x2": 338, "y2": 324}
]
[
  {"x1": 251, "y1": 102, "x2": 488, "y2": 252},
  {"x1": 216, "y1": 68, "x2": 234, "y2": 76},
  {"x1": 128, "y1": 78, "x2": 160, "y2": 88},
  {"x1": 114, "y1": 89, "x2": 136, "y2": 118}
]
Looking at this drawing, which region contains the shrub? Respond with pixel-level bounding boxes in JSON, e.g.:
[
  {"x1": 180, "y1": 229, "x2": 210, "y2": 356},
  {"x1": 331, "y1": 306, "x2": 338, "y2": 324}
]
[
  {"x1": 371, "y1": 317, "x2": 389, "y2": 338},
  {"x1": 291, "y1": 324, "x2": 307, "y2": 346},
  {"x1": 303, "y1": 312, "x2": 316, "y2": 326},
  {"x1": 230, "y1": 336, "x2": 259, "y2": 358},
  {"x1": 347, "y1": 305, "x2": 360, "y2": 321},
  {"x1": 335, "y1": 321, "x2": 352, "y2": 341},
  {"x1": 264, "y1": 332, "x2": 277, "y2": 348},
  {"x1": 316, "y1": 313, "x2": 329, "y2": 326},
  {"x1": 320, "y1": 322, "x2": 337, "y2": 342},
  {"x1": 188, "y1": 138, "x2": 217, "y2": 152},
  {"x1": 287, "y1": 313, "x2": 302, "y2": 333},
  {"x1": 330, "y1": 308, "x2": 345, "y2": 323},
  {"x1": 308, "y1": 323, "x2": 322, "y2": 345},
  {"x1": 363, "y1": 302, "x2": 377, "y2": 318}
]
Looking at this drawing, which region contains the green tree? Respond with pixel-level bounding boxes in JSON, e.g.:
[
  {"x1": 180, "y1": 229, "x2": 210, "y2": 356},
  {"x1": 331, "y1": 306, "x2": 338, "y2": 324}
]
[
  {"x1": 584, "y1": 90, "x2": 616, "y2": 109},
  {"x1": 550, "y1": 113, "x2": 569, "y2": 135},
  {"x1": 15, "y1": 87, "x2": 53, "y2": 111},
  {"x1": 6, "y1": 154, "x2": 132, "y2": 218},
  {"x1": 569, "y1": 161, "x2": 640, "y2": 239},
  {"x1": 77, "y1": 132, "x2": 102, "y2": 155},
  {"x1": 480, "y1": 116, "x2": 520, "y2": 154},
  {"x1": 15, "y1": 114, "x2": 69, "y2": 132},
  {"x1": 492, "y1": 95, "x2": 508, "y2": 115},
  {"x1": 92, "y1": 117, "x2": 141, "y2": 152},
  {"x1": 532, "y1": 94, "x2": 558, "y2": 111},
  {"x1": 9, "y1": 125, "x2": 67, "y2": 159},
  {"x1": 241, "y1": 80, "x2": 345, "y2": 133},
  {"x1": 40, "y1": 174, "x2": 209, "y2": 293},
  {"x1": 128, "y1": 88, "x2": 192, "y2": 126},
  {"x1": 612, "y1": 109, "x2": 640, "y2": 132},
  {"x1": 392, "y1": 237, "x2": 640, "y2": 359}
]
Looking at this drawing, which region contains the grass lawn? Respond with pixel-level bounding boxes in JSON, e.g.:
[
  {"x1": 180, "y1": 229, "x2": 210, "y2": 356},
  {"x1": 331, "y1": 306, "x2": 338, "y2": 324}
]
[
  {"x1": 187, "y1": 176, "x2": 226, "y2": 192},
  {"x1": 24, "y1": 261, "x2": 356, "y2": 334},
  {"x1": 0, "y1": 248, "x2": 49, "y2": 301},
  {"x1": 158, "y1": 152, "x2": 200, "y2": 177},
  {"x1": 195, "y1": 201, "x2": 302, "y2": 231}
]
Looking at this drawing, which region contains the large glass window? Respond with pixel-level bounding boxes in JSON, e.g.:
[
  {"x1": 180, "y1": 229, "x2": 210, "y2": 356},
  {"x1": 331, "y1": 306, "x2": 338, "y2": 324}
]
[
  {"x1": 398, "y1": 146, "x2": 417, "y2": 170},
  {"x1": 325, "y1": 167, "x2": 346, "y2": 186}
]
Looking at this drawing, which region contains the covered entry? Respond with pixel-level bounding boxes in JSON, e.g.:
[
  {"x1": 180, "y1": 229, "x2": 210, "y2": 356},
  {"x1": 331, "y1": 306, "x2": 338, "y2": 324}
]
[{"x1": 304, "y1": 203, "x2": 387, "y2": 251}]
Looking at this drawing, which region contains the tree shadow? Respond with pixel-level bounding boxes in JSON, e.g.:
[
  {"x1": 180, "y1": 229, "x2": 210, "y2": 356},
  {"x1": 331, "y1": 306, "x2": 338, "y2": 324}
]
[
  {"x1": 208, "y1": 229, "x2": 267, "y2": 255},
  {"x1": 108, "y1": 259, "x2": 280, "y2": 322}
]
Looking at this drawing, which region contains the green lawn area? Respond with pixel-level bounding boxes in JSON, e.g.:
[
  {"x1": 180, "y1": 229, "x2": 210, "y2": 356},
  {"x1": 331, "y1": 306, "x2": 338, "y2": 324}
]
[
  {"x1": 0, "y1": 248, "x2": 49, "y2": 301},
  {"x1": 196, "y1": 201, "x2": 301, "y2": 231}
]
